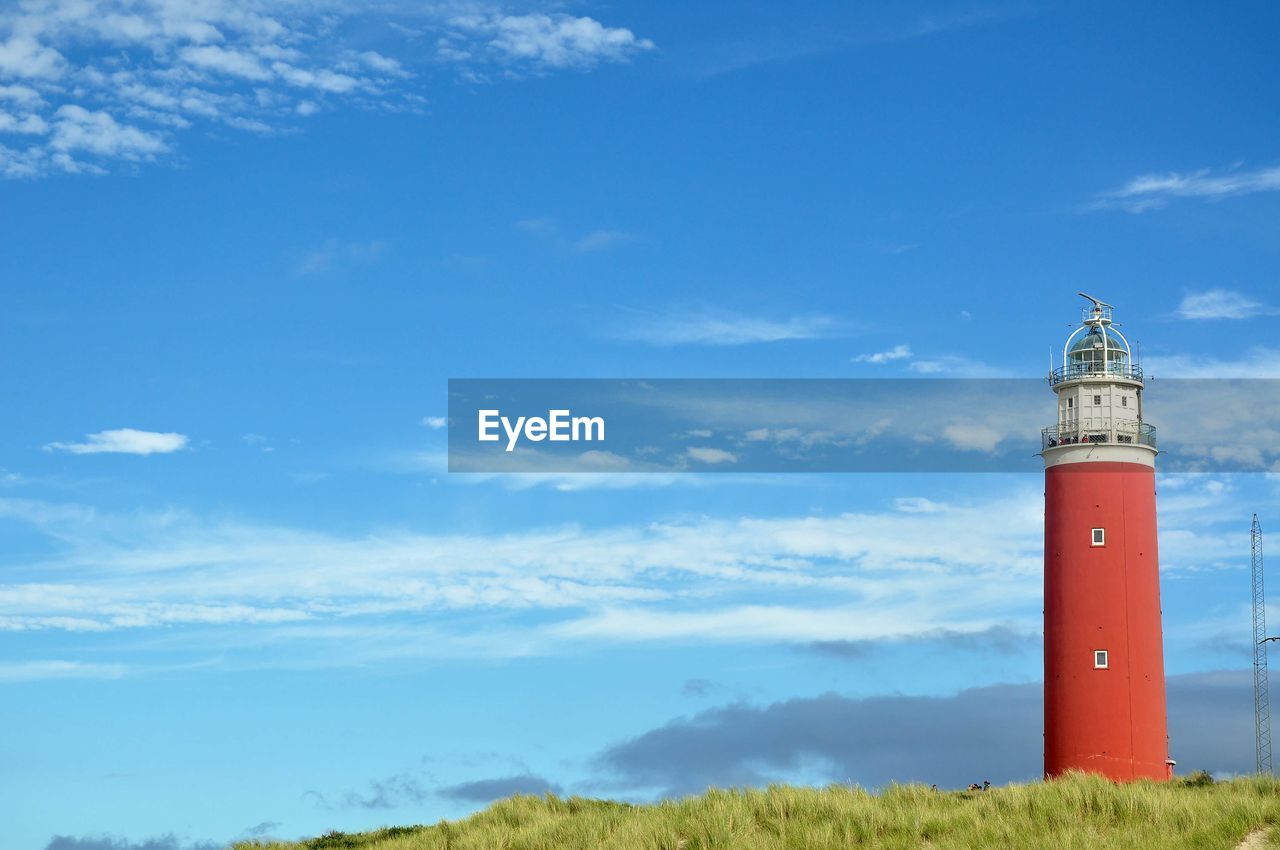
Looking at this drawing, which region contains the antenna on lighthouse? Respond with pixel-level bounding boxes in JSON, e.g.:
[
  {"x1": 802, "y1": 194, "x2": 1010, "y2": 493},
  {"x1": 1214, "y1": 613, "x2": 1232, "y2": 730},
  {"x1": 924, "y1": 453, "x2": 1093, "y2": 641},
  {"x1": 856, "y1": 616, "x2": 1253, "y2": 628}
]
[
  {"x1": 1253, "y1": 514, "x2": 1275, "y2": 775},
  {"x1": 1076, "y1": 292, "x2": 1116, "y2": 330},
  {"x1": 1078, "y1": 291, "x2": 1115, "y2": 311}
]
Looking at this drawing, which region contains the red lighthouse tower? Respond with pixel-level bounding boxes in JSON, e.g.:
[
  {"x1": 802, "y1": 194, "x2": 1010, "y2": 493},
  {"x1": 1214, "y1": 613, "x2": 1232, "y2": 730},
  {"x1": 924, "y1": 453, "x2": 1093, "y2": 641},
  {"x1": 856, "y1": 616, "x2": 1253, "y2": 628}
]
[{"x1": 1042, "y1": 294, "x2": 1173, "y2": 782}]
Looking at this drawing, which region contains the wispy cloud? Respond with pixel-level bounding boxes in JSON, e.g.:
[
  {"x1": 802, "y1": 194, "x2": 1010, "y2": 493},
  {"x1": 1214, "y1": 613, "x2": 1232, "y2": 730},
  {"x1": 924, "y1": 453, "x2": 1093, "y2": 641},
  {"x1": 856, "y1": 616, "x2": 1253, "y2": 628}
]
[
  {"x1": 0, "y1": 3, "x2": 654, "y2": 177},
  {"x1": 0, "y1": 487, "x2": 1046, "y2": 645},
  {"x1": 1143, "y1": 349, "x2": 1280, "y2": 379},
  {"x1": 516, "y1": 218, "x2": 636, "y2": 253},
  {"x1": 0, "y1": 659, "x2": 126, "y2": 682},
  {"x1": 44, "y1": 428, "x2": 188, "y2": 456},
  {"x1": 939, "y1": 421, "x2": 1006, "y2": 453},
  {"x1": 241, "y1": 433, "x2": 273, "y2": 453},
  {"x1": 853, "y1": 344, "x2": 912, "y2": 364},
  {"x1": 1092, "y1": 164, "x2": 1280, "y2": 212},
  {"x1": 421, "y1": 416, "x2": 448, "y2": 429},
  {"x1": 296, "y1": 239, "x2": 388, "y2": 276},
  {"x1": 693, "y1": 6, "x2": 1025, "y2": 77},
  {"x1": 440, "y1": 13, "x2": 654, "y2": 74},
  {"x1": 572, "y1": 229, "x2": 634, "y2": 253},
  {"x1": 617, "y1": 309, "x2": 840, "y2": 346},
  {"x1": 0, "y1": 475, "x2": 1241, "y2": 663},
  {"x1": 401, "y1": 447, "x2": 720, "y2": 491},
  {"x1": 1173, "y1": 289, "x2": 1270, "y2": 320},
  {"x1": 685, "y1": 447, "x2": 737, "y2": 465},
  {"x1": 850, "y1": 343, "x2": 1006, "y2": 377},
  {"x1": 905, "y1": 354, "x2": 1009, "y2": 377}
]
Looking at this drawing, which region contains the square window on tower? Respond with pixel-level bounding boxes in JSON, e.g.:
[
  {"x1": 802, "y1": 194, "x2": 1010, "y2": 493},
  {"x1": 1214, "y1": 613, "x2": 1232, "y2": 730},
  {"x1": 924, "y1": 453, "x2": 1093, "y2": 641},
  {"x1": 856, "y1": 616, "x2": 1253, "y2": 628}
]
[
  {"x1": 1067, "y1": 397, "x2": 1074, "y2": 409},
  {"x1": 1094, "y1": 650, "x2": 1108, "y2": 669},
  {"x1": 1091, "y1": 528, "x2": 1105, "y2": 546},
  {"x1": 1093, "y1": 395, "x2": 1102, "y2": 405},
  {"x1": 1121, "y1": 397, "x2": 1128, "y2": 407}
]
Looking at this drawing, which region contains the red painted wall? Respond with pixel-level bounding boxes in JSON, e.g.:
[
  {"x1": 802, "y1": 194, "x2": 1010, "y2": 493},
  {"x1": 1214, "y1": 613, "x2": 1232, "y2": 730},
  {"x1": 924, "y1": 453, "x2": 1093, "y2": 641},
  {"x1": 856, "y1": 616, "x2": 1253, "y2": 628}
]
[{"x1": 1044, "y1": 460, "x2": 1170, "y2": 781}]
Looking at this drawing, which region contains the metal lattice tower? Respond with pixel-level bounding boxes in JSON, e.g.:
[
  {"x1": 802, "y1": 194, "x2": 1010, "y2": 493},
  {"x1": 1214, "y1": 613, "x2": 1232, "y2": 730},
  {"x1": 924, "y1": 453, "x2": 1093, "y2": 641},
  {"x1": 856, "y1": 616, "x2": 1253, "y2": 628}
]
[{"x1": 1253, "y1": 514, "x2": 1273, "y2": 775}]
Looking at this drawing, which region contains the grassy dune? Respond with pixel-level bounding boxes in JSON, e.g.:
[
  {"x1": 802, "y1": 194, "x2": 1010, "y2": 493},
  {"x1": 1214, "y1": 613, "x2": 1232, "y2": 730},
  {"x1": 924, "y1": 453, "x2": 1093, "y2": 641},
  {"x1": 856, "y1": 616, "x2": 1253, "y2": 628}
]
[{"x1": 236, "y1": 773, "x2": 1280, "y2": 850}]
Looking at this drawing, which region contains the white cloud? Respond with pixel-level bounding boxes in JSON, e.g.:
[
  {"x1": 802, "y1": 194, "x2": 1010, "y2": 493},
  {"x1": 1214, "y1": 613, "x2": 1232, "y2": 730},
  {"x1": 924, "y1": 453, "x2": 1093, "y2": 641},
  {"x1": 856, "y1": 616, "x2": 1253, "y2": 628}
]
[
  {"x1": 296, "y1": 239, "x2": 388, "y2": 275},
  {"x1": 550, "y1": 605, "x2": 1012, "y2": 644},
  {"x1": 516, "y1": 216, "x2": 556, "y2": 236},
  {"x1": 0, "y1": 35, "x2": 66, "y2": 79},
  {"x1": 1173, "y1": 289, "x2": 1269, "y2": 320},
  {"x1": 44, "y1": 428, "x2": 189, "y2": 455},
  {"x1": 464, "y1": 470, "x2": 698, "y2": 492},
  {"x1": 242, "y1": 433, "x2": 273, "y2": 453},
  {"x1": 618, "y1": 310, "x2": 839, "y2": 346},
  {"x1": 0, "y1": 488, "x2": 1046, "y2": 648},
  {"x1": 940, "y1": 421, "x2": 1005, "y2": 453},
  {"x1": 357, "y1": 50, "x2": 404, "y2": 75},
  {"x1": 1093, "y1": 164, "x2": 1280, "y2": 212},
  {"x1": 0, "y1": 83, "x2": 43, "y2": 105},
  {"x1": 0, "y1": 660, "x2": 126, "y2": 682},
  {"x1": 745, "y1": 427, "x2": 801, "y2": 442},
  {"x1": 517, "y1": 218, "x2": 635, "y2": 253},
  {"x1": 1143, "y1": 348, "x2": 1280, "y2": 379},
  {"x1": 853, "y1": 344, "x2": 912, "y2": 364},
  {"x1": 904, "y1": 354, "x2": 1009, "y2": 377},
  {"x1": 573, "y1": 229, "x2": 634, "y2": 253},
  {"x1": 686, "y1": 446, "x2": 737, "y2": 465},
  {"x1": 0, "y1": 3, "x2": 653, "y2": 177},
  {"x1": 443, "y1": 13, "x2": 654, "y2": 71},
  {"x1": 0, "y1": 476, "x2": 1241, "y2": 662},
  {"x1": 1136, "y1": 377, "x2": 1280, "y2": 472},
  {"x1": 270, "y1": 61, "x2": 362, "y2": 94},
  {"x1": 50, "y1": 104, "x2": 166, "y2": 159},
  {"x1": 0, "y1": 109, "x2": 47, "y2": 134},
  {"x1": 421, "y1": 416, "x2": 447, "y2": 429},
  {"x1": 179, "y1": 44, "x2": 272, "y2": 80},
  {"x1": 894, "y1": 497, "x2": 943, "y2": 513}
]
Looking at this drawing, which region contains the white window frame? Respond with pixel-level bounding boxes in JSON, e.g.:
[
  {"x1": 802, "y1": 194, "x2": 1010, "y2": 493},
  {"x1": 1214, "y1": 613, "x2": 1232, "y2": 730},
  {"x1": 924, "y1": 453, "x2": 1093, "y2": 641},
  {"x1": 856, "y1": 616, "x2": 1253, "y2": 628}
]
[
  {"x1": 1094, "y1": 650, "x2": 1109, "y2": 669},
  {"x1": 1091, "y1": 528, "x2": 1106, "y2": 547}
]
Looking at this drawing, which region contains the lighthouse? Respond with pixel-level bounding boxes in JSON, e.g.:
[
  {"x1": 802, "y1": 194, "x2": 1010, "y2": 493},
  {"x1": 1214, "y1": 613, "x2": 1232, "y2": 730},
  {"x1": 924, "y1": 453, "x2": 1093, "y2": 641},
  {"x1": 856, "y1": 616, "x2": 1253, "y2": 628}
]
[{"x1": 1041, "y1": 294, "x2": 1173, "y2": 782}]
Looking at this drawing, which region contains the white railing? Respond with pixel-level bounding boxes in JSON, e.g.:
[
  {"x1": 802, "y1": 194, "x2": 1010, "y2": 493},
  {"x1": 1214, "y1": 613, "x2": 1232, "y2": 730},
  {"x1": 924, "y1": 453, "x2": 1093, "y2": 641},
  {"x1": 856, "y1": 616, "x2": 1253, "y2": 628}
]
[
  {"x1": 1042, "y1": 423, "x2": 1157, "y2": 451},
  {"x1": 1049, "y1": 362, "x2": 1143, "y2": 386}
]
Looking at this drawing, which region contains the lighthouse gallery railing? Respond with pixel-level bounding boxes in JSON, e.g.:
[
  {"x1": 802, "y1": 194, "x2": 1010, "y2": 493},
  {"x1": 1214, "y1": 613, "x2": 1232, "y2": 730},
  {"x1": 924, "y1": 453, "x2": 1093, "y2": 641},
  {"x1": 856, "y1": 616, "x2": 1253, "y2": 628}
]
[
  {"x1": 1049, "y1": 362, "x2": 1145, "y2": 386},
  {"x1": 1042, "y1": 423, "x2": 1157, "y2": 452}
]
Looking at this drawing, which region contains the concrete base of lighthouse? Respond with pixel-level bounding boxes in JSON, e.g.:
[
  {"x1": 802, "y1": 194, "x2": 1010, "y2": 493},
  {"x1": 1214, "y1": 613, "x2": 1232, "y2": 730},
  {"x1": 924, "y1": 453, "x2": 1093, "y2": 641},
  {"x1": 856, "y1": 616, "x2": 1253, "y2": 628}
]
[{"x1": 1043, "y1": 446, "x2": 1171, "y2": 782}]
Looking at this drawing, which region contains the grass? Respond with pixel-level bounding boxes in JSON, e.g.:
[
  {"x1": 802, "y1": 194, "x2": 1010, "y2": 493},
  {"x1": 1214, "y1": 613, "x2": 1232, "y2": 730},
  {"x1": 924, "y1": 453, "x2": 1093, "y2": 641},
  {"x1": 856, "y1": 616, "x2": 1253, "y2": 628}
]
[{"x1": 234, "y1": 772, "x2": 1280, "y2": 850}]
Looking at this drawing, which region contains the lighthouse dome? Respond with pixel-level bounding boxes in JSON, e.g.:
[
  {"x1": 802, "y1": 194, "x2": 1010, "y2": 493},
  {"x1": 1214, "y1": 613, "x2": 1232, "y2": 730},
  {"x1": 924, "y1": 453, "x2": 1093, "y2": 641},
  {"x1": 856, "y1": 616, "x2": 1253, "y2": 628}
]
[{"x1": 1068, "y1": 326, "x2": 1129, "y2": 364}]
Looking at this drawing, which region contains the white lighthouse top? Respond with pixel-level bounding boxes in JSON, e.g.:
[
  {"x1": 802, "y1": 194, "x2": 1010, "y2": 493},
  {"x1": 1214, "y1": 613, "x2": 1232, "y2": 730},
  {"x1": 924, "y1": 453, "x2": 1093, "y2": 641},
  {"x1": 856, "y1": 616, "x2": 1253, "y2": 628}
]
[
  {"x1": 1042, "y1": 293, "x2": 1156, "y2": 468},
  {"x1": 1051, "y1": 292, "x2": 1142, "y2": 386}
]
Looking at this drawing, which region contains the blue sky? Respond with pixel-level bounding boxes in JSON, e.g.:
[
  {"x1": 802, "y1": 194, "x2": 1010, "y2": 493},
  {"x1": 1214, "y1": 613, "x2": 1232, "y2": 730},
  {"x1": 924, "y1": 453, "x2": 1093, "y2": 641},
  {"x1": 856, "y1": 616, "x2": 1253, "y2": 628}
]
[{"x1": 2, "y1": 1, "x2": 1280, "y2": 848}]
